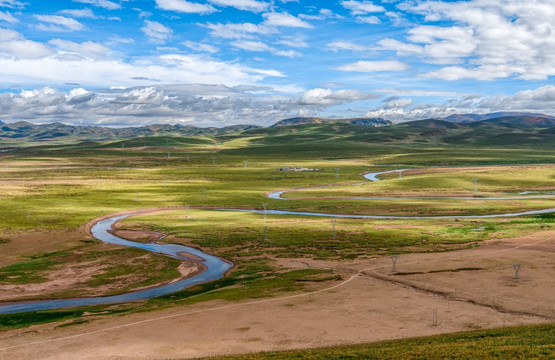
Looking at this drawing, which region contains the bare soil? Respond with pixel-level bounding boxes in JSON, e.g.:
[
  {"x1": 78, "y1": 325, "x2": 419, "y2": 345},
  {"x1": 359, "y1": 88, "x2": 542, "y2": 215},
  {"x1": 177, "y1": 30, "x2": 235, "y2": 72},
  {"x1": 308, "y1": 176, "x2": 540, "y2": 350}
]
[{"x1": 1, "y1": 229, "x2": 553, "y2": 359}]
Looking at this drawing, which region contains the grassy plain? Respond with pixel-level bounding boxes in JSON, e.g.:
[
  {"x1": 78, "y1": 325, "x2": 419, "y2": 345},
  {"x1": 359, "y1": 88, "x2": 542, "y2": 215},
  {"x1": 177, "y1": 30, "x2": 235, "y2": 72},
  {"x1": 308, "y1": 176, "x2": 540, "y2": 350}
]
[
  {"x1": 207, "y1": 324, "x2": 555, "y2": 360},
  {"x1": 0, "y1": 123, "x2": 554, "y2": 353}
]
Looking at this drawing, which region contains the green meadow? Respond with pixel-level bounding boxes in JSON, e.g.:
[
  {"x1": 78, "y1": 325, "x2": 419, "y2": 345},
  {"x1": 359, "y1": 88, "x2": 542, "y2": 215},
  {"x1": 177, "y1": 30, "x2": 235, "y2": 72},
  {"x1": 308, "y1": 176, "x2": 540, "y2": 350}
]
[
  {"x1": 206, "y1": 324, "x2": 555, "y2": 360},
  {"x1": 0, "y1": 123, "x2": 554, "y2": 330}
]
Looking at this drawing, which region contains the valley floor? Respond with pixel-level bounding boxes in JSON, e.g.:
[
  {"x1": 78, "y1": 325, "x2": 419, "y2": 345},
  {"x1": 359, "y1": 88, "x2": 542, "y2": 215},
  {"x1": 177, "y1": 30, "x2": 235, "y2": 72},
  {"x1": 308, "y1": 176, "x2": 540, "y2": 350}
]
[{"x1": 1, "y1": 229, "x2": 553, "y2": 359}]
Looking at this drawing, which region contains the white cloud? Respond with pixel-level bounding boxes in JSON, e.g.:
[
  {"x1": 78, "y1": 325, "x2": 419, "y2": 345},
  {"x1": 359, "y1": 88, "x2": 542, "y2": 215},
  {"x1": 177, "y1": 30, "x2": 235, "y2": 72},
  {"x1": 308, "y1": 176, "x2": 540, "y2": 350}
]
[
  {"x1": 49, "y1": 39, "x2": 111, "y2": 60},
  {"x1": 72, "y1": 0, "x2": 120, "y2": 10},
  {"x1": 300, "y1": 88, "x2": 379, "y2": 105},
  {"x1": 341, "y1": 1, "x2": 385, "y2": 15},
  {"x1": 183, "y1": 40, "x2": 218, "y2": 53},
  {"x1": 375, "y1": 88, "x2": 468, "y2": 98},
  {"x1": 339, "y1": 60, "x2": 408, "y2": 72},
  {"x1": 478, "y1": 85, "x2": 555, "y2": 111},
  {"x1": 363, "y1": 84, "x2": 555, "y2": 122},
  {"x1": 141, "y1": 20, "x2": 173, "y2": 44},
  {"x1": 393, "y1": 0, "x2": 555, "y2": 80},
  {"x1": 0, "y1": 51, "x2": 284, "y2": 90},
  {"x1": 231, "y1": 40, "x2": 271, "y2": 52},
  {"x1": 204, "y1": 22, "x2": 273, "y2": 39},
  {"x1": 208, "y1": 0, "x2": 269, "y2": 13},
  {"x1": 60, "y1": 9, "x2": 97, "y2": 18},
  {"x1": 0, "y1": 28, "x2": 55, "y2": 58},
  {"x1": 155, "y1": 0, "x2": 216, "y2": 14},
  {"x1": 0, "y1": 10, "x2": 17, "y2": 23},
  {"x1": 356, "y1": 15, "x2": 380, "y2": 24},
  {"x1": 0, "y1": 84, "x2": 384, "y2": 127},
  {"x1": 0, "y1": 0, "x2": 25, "y2": 9},
  {"x1": 34, "y1": 15, "x2": 84, "y2": 32},
  {"x1": 299, "y1": 8, "x2": 340, "y2": 21},
  {"x1": 383, "y1": 97, "x2": 413, "y2": 109},
  {"x1": 231, "y1": 40, "x2": 300, "y2": 57},
  {"x1": 276, "y1": 36, "x2": 308, "y2": 48},
  {"x1": 262, "y1": 12, "x2": 313, "y2": 28},
  {"x1": 134, "y1": 8, "x2": 152, "y2": 18},
  {"x1": 327, "y1": 40, "x2": 370, "y2": 52}
]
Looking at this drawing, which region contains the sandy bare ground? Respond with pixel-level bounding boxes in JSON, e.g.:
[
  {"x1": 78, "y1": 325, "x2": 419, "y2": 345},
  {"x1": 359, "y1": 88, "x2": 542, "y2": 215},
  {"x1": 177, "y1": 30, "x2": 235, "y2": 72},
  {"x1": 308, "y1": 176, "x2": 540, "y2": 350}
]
[{"x1": 1, "y1": 229, "x2": 553, "y2": 359}]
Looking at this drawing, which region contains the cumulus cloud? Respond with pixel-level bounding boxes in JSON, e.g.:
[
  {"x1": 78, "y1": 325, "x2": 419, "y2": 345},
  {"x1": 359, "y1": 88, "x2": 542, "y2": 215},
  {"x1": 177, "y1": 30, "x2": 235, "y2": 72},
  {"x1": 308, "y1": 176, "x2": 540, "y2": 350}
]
[
  {"x1": 0, "y1": 28, "x2": 55, "y2": 58},
  {"x1": 262, "y1": 12, "x2": 313, "y2": 28},
  {"x1": 338, "y1": 60, "x2": 408, "y2": 72},
  {"x1": 208, "y1": 0, "x2": 269, "y2": 13},
  {"x1": 0, "y1": 84, "x2": 386, "y2": 127},
  {"x1": 383, "y1": 97, "x2": 413, "y2": 109},
  {"x1": 141, "y1": 20, "x2": 172, "y2": 44},
  {"x1": 34, "y1": 15, "x2": 84, "y2": 32},
  {"x1": 363, "y1": 84, "x2": 555, "y2": 122},
  {"x1": 341, "y1": 0, "x2": 385, "y2": 15},
  {"x1": 478, "y1": 85, "x2": 555, "y2": 112},
  {"x1": 2, "y1": 83, "x2": 555, "y2": 127},
  {"x1": 391, "y1": 0, "x2": 555, "y2": 80},
  {"x1": 0, "y1": 53, "x2": 284, "y2": 89},
  {"x1": 72, "y1": 0, "x2": 120, "y2": 10},
  {"x1": 380, "y1": 26, "x2": 477, "y2": 65},
  {"x1": 155, "y1": 0, "x2": 216, "y2": 14},
  {"x1": 49, "y1": 39, "x2": 111, "y2": 60},
  {"x1": 0, "y1": 30, "x2": 285, "y2": 89},
  {"x1": 300, "y1": 88, "x2": 379, "y2": 105}
]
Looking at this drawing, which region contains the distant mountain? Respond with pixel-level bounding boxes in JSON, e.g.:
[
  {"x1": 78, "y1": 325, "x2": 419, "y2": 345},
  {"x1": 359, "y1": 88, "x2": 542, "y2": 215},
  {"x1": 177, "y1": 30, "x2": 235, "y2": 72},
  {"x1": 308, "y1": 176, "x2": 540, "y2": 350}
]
[
  {"x1": 0, "y1": 121, "x2": 262, "y2": 142},
  {"x1": 468, "y1": 115, "x2": 555, "y2": 128},
  {"x1": 271, "y1": 117, "x2": 392, "y2": 127},
  {"x1": 401, "y1": 119, "x2": 462, "y2": 130},
  {"x1": 443, "y1": 112, "x2": 555, "y2": 123}
]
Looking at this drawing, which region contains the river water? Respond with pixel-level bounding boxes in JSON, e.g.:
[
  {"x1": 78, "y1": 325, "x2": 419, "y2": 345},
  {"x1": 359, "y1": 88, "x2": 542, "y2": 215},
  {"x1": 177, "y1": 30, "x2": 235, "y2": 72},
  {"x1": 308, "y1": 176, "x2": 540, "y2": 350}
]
[
  {"x1": 0, "y1": 214, "x2": 232, "y2": 314},
  {"x1": 2, "y1": 168, "x2": 553, "y2": 314}
]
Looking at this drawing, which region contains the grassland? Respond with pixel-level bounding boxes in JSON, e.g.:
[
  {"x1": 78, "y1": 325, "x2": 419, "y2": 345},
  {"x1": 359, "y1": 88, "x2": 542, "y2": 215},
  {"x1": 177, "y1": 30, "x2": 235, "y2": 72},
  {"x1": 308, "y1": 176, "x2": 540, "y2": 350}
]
[
  {"x1": 0, "y1": 123, "x2": 554, "y2": 342},
  {"x1": 206, "y1": 324, "x2": 555, "y2": 360}
]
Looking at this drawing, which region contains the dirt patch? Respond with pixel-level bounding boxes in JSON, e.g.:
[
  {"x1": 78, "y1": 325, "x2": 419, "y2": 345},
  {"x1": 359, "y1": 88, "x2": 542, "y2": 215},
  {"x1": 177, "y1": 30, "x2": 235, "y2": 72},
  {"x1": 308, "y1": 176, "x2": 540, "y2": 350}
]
[
  {"x1": 109, "y1": 229, "x2": 162, "y2": 242},
  {"x1": 0, "y1": 254, "x2": 202, "y2": 303},
  {"x1": 1, "y1": 228, "x2": 553, "y2": 359},
  {"x1": 176, "y1": 251, "x2": 205, "y2": 262}
]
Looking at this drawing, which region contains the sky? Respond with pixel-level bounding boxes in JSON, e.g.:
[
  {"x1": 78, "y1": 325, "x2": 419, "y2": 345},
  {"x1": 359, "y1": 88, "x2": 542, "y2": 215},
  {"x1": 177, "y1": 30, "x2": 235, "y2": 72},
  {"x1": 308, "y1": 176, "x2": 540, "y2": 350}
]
[{"x1": 0, "y1": 0, "x2": 555, "y2": 127}]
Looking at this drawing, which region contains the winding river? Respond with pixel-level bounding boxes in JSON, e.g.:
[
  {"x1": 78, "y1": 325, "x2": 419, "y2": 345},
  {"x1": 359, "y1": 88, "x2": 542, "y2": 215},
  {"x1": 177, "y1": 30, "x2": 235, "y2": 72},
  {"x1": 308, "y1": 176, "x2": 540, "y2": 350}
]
[
  {"x1": 1, "y1": 168, "x2": 554, "y2": 314},
  {"x1": 0, "y1": 214, "x2": 232, "y2": 314}
]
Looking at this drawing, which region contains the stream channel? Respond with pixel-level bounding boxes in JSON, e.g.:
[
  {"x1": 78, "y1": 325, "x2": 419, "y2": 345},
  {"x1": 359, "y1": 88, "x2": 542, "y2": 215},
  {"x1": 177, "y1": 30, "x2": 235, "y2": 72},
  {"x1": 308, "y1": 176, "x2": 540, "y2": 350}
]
[{"x1": 1, "y1": 169, "x2": 554, "y2": 314}]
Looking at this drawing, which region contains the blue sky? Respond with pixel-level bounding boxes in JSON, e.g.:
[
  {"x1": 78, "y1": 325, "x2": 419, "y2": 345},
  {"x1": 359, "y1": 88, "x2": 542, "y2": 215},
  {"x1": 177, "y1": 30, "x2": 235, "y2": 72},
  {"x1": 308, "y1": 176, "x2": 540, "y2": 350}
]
[{"x1": 0, "y1": 0, "x2": 554, "y2": 127}]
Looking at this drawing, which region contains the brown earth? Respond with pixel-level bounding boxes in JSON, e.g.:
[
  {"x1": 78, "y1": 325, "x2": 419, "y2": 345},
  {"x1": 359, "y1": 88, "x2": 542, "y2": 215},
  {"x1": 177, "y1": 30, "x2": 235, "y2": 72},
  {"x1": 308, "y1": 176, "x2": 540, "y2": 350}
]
[
  {"x1": 1, "y1": 228, "x2": 553, "y2": 359},
  {"x1": 0, "y1": 208, "x2": 204, "y2": 303}
]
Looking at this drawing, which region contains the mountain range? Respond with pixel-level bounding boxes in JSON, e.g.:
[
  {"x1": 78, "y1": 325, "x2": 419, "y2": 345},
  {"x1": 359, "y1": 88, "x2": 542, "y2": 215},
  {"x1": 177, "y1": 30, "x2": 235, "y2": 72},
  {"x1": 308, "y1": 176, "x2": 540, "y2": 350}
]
[
  {"x1": 0, "y1": 113, "x2": 554, "y2": 143},
  {"x1": 270, "y1": 117, "x2": 392, "y2": 127},
  {"x1": 0, "y1": 117, "x2": 391, "y2": 143}
]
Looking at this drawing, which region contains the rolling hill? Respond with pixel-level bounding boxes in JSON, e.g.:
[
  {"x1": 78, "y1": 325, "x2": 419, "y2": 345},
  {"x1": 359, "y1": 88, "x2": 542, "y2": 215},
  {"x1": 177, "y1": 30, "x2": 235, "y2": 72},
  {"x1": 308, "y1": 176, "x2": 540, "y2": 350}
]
[
  {"x1": 1, "y1": 113, "x2": 555, "y2": 145},
  {"x1": 270, "y1": 117, "x2": 392, "y2": 127},
  {"x1": 442, "y1": 112, "x2": 555, "y2": 123}
]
